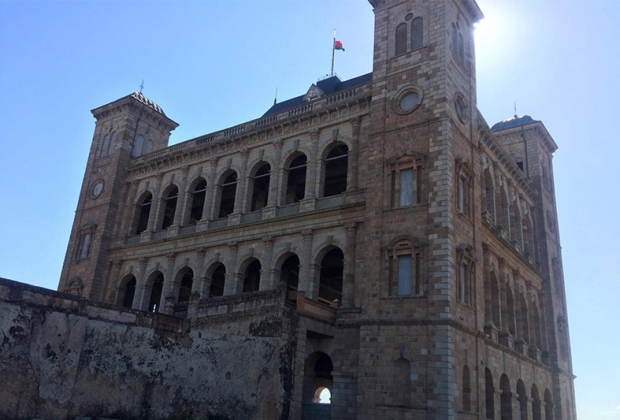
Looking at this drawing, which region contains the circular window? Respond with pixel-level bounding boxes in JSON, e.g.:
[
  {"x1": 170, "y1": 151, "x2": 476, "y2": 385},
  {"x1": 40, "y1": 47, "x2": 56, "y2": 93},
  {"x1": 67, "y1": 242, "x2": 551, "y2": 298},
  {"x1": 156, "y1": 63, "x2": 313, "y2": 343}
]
[
  {"x1": 455, "y1": 94, "x2": 468, "y2": 123},
  {"x1": 400, "y1": 93, "x2": 420, "y2": 112},
  {"x1": 92, "y1": 181, "x2": 104, "y2": 198},
  {"x1": 405, "y1": 13, "x2": 413, "y2": 21}
]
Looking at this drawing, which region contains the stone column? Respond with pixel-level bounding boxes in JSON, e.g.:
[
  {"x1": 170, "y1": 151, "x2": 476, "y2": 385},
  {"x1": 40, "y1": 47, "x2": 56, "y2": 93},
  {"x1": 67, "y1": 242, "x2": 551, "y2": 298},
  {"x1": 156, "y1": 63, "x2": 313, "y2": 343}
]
[
  {"x1": 158, "y1": 252, "x2": 176, "y2": 310},
  {"x1": 193, "y1": 247, "x2": 207, "y2": 294},
  {"x1": 303, "y1": 129, "x2": 320, "y2": 209},
  {"x1": 259, "y1": 236, "x2": 275, "y2": 291},
  {"x1": 146, "y1": 173, "x2": 164, "y2": 232},
  {"x1": 224, "y1": 242, "x2": 239, "y2": 296},
  {"x1": 203, "y1": 157, "x2": 218, "y2": 222},
  {"x1": 133, "y1": 256, "x2": 149, "y2": 310},
  {"x1": 173, "y1": 165, "x2": 190, "y2": 227},
  {"x1": 342, "y1": 222, "x2": 357, "y2": 307},
  {"x1": 493, "y1": 390, "x2": 502, "y2": 420},
  {"x1": 120, "y1": 180, "x2": 139, "y2": 235},
  {"x1": 348, "y1": 117, "x2": 361, "y2": 191},
  {"x1": 187, "y1": 291, "x2": 201, "y2": 323},
  {"x1": 233, "y1": 148, "x2": 250, "y2": 218},
  {"x1": 106, "y1": 259, "x2": 123, "y2": 304},
  {"x1": 298, "y1": 229, "x2": 313, "y2": 299}
]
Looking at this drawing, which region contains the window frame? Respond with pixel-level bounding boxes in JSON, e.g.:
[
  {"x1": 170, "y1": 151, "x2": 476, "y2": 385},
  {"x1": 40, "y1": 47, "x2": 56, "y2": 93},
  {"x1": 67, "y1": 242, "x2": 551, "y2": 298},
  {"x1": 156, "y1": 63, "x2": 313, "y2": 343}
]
[
  {"x1": 388, "y1": 154, "x2": 425, "y2": 209},
  {"x1": 456, "y1": 244, "x2": 475, "y2": 306},
  {"x1": 456, "y1": 158, "x2": 472, "y2": 217},
  {"x1": 387, "y1": 239, "x2": 424, "y2": 297}
]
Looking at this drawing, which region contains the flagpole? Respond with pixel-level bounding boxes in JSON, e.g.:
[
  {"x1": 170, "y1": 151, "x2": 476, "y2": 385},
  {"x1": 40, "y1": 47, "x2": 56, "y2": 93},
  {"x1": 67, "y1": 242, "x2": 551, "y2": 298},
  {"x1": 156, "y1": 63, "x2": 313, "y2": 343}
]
[{"x1": 331, "y1": 29, "x2": 336, "y2": 77}]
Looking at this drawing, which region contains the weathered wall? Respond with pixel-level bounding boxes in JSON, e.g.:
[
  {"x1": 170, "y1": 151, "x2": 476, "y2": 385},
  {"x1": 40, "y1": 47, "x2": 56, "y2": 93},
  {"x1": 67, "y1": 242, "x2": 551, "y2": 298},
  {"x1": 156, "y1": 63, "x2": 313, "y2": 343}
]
[{"x1": 0, "y1": 278, "x2": 287, "y2": 420}]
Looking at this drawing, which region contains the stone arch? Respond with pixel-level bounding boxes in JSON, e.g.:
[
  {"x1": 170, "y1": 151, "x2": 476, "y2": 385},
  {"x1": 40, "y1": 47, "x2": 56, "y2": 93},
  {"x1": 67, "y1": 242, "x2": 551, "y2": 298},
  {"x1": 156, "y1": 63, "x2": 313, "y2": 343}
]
[
  {"x1": 510, "y1": 196, "x2": 523, "y2": 246},
  {"x1": 204, "y1": 261, "x2": 226, "y2": 298},
  {"x1": 462, "y1": 364, "x2": 472, "y2": 412},
  {"x1": 517, "y1": 288, "x2": 530, "y2": 345},
  {"x1": 215, "y1": 168, "x2": 239, "y2": 219},
  {"x1": 132, "y1": 190, "x2": 153, "y2": 234},
  {"x1": 174, "y1": 266, "x2": 195, "y2": 303},
  {"x1": 315, "y1": 245, "x2": 344, "y2": 305},
  {"x1": 281, "y1": 150, "x2": 309, "y2": 205},
  {"x1": 498, "y1": 185, "x2": 510, "y2": 232},
  {"x1": 319, "y1": 141, "x2": 349, "y2": 198},
  {"x1": 187, "y1": 176, "x2": 208, "y2": 225},
  {"x1": 236, "y1": 256, "x2": 262, "y2": 293},
  {"x1": 516, "y1": 379, "x2": 527, "y2": 420},
  {"x1": 500, "y1": 374, "x2": 512, "y2": 420},
  {"x1": 159, "y1": 183, "x2": 179, "y2": 230},
  {"x1": 483, "y1": 167, "x2": 496, "y2": 222},
  {"x1": 544, "y1": 389, "x2": 553, "y2": 420},
  {"x1": 145, "y1": 270, "x2": 164, "y2": 312},
  {"x1": 303, "y1": 352, "x2": 334, "y2": 405},
  {"x1": 274, "y1": 251, "x2": 301, "y2": 302},
  {"x1": 485, "y1": 368, "x2": 495, "y2": 419},
  {"x1": 117, "y1": 274, "x2": 137, "y2": 308},
  {"x1": 503, "y1": 280, "x2": 517, "y2": 337},
  {"x1": 388, "y1": 5, "x2": 429, "y2": 56},
  {"x1": 247, "y1": 160, "x2": 272, "y2": 212},
  {"x1": 531, "y1": 385, "x2": 542, "y2": 420}
]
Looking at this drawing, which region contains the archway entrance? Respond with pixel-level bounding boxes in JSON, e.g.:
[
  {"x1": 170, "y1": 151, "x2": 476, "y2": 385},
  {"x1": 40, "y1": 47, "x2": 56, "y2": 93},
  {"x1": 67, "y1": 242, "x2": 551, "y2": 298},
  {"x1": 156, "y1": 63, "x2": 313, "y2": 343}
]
[{"x1": 302, "y1": 352, "x2": 333, "y2": 420}]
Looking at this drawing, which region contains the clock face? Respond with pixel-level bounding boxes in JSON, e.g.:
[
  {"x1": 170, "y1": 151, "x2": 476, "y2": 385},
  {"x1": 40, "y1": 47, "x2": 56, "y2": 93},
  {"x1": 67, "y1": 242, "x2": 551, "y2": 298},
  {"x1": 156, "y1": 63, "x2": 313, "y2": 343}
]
[{"x1": 92, "y1": 181, "x2": 104, "y2": 198}]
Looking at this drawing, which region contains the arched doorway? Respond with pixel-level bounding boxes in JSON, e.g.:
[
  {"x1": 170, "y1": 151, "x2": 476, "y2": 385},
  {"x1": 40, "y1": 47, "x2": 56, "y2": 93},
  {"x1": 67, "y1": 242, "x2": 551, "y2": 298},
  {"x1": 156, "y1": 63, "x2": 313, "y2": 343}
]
[{"x1": 303, "y1": 352, "x2": 333, "y2": 419}]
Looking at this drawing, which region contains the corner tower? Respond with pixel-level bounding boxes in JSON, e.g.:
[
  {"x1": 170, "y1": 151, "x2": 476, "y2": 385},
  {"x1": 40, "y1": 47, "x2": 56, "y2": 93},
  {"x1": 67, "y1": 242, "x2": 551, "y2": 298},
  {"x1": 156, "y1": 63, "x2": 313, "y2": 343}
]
[{"x1": 58, "y1": 93, "x2": 178, "y2": 300}]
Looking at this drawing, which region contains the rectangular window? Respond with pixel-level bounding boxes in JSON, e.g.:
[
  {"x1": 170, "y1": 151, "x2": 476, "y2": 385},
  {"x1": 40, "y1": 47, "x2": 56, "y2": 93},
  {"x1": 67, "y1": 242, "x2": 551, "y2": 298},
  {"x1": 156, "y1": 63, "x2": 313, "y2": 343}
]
[
  {"x1": 399, "y1": 169, "x2": 414, "y2": 206},
  {"x1": 460, "y1": 264, "x2": 468, "y2": 305},
  {"x1": 458, "y1": 176, "x2": 466, "y2": 212},
  {"x1": 397, "y1": 255, "x2": 412, "y2": 295}
]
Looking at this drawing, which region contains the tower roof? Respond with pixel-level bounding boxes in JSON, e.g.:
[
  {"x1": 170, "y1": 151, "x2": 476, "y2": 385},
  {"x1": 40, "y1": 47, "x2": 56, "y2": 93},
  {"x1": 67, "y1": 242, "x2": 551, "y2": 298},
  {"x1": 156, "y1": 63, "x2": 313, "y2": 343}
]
[
  {"x1": 491, "y1": 115, "x2": 539, "y2": 132},
  {"x1": 129, "y1": 92, "x2": 166, "y2": 116}
]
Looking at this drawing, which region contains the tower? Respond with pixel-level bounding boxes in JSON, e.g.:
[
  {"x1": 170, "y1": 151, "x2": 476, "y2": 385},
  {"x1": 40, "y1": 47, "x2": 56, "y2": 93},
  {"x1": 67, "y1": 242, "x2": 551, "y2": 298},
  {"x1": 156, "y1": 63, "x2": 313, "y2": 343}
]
[{"x1": 58, "y1": 92, "x2": 178, "y2": 300}]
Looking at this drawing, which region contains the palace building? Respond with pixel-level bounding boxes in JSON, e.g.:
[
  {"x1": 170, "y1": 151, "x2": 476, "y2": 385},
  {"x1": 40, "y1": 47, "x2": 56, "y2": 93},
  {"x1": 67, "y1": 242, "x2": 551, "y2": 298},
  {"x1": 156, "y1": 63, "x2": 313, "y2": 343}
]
[{"x1": 52, "y1": 0, "x2": 576, "y2": 418}]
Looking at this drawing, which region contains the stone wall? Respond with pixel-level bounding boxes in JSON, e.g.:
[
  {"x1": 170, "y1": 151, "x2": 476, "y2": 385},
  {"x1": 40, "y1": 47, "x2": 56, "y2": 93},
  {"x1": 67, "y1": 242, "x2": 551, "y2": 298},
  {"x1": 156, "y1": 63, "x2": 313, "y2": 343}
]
[{"x1": 0, "y1": 278, "x2": 288, "y2": 420}]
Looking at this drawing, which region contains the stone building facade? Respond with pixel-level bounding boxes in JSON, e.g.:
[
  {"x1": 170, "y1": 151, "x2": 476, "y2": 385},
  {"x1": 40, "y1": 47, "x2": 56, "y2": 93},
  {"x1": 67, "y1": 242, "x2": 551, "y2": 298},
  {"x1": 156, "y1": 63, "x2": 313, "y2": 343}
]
[{"x1": 54, "y1": 0, "x2": 576, "y2": 418}]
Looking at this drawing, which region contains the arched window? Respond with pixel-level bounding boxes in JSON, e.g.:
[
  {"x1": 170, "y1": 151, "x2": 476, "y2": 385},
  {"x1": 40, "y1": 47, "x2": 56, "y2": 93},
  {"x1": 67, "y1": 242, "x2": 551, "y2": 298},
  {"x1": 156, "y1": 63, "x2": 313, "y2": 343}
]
[
  {"x1": 209, "y1": 263, "x2": 226, "y2": 297},
  {"x1": 100, "y1": 132, "x2": 116, "y2": 157},
  {"x1": 411, "y1": 17, "x2": 423, "y2": 50},
  {"x1": 303, "y1": 352, "x2": 333, "y2": 406},
  {"x1": 147, "y1": 271, "x2": 164, "y2": 312},
  {"x1": 499, "y1": 187, "x2": 510, "y2": 232},
  {"x1": 483, "y1": 169, "x2": 496, "y2": 222},
  {"x1": 251, "y1": 163, "x2": 271, "y2": 212},
  {"x1": 242, "y1": 259, "x2": 262, "y2": 293},
  {"x1": 395, "y1": 22, "x2": 408, "y2": 55},
  {"x1": 517, "y1": 380, "x2": 527, "y2": 420},
  {"x1": 189, "y1": 178, "x2": 207, "y2": 225},
  {"x1": 504, "y1": 284, "x2": 517, "y2": 337},
  {"x1": 452, "y1": 21, "x2": 465, "y2": 63},
  {"x1": 319, "y1": 248, "x2": 344, "y2": 304},
  {"x1": 131, "y1": 134, "x2": 145, "y2": 158},
  {"x1": 281, "y1": 254, "x2": 300, "y2": 302},
  {"x1": 323, "y1": 144, "x2": 348, "y2": 197},
  {"x1": 510, "y1": 202, "x2": 523, "y2": 246},
  {"x1": 120, "y1": 275, "x2": 136, "y2": 308},
  {"x1": 161, "y1": 186, "x2": 179, "y2": 230},
  {"x1": 143, "y1": 139, "x2": 153, "y2": 154},
  {"x1": 285, "y1": 154, "x2": 307, "y2": 204},
  {"x1": 135, "y1": 193, "x2": 152, "y2": 234},
  {"x1": 485, "y1": 272, "x2": 501, "y2": 330},
  {"x1": 517, "y1": 292, "x2": 530, "y2": 346},
  {"x1": 544, "y1": 389, "x2": 554, "y2": 420},
  {"x1": 177, "y1": 269, "x2": 193, "y2": 303},
  {"x1": 531, "y1": 385, "x2": 542, "y2": 420},
  {"x1": 218, "y1": 171, "x2": 238, "y2": 218},
  {"x1": 485, "y1": 369, "x2": 495, "y2": 419},
  {"x1": 500, "y1": 375, "x2": 512, "y2": 420},
  {"x1": 78, "y1": 232, "x2": 91, "y2": 259},
  {"x1": 463, "y1": 365, "x2": 471, "y2": 412}
]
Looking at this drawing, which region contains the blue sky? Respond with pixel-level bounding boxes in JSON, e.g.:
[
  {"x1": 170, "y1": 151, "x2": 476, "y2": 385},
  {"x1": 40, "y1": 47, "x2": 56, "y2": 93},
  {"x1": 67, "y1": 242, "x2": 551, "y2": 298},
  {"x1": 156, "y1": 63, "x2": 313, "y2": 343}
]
[{"x1": 0, "y1": 1, "x2": 618, "y2": 418}]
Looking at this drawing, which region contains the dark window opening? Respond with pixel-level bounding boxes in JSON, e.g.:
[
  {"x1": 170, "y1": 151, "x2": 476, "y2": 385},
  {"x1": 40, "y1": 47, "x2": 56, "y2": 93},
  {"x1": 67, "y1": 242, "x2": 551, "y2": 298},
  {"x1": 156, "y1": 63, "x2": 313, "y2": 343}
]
[
  {"x1": 532, "y1": 386, "x2": 542, "y2": 420},
  {"x1": 515, "y1": 158, "x2": 524, "y2": 171},
  {"x1": 121, "y1": 276, "x2": 136, "y2": 308},
  {"x1": 136, "y1": 193, "x2": 152, "y2": 234},
  {"x1": 319, "y1": 248, "x2": 343, "y2": 304},
  {"x1": 78, "y1": 232, "x2": 91, "y2": 259},
  {"x1": 251, "y1": 164, "x2": 270, "y2": 212},
  {"x1": 411, "y1": 17, "x2": 423, "y2": 50},
  {"x1": 178, "y1": 269, "x2": 193, "y2": 303},
  {"x1": 463, "y1": 365, "x2": 471, "y2": 412},
  {"x1": 485, "y1": 369, "x2": 495, "y2": 420},
  {"x1": 219, "y1": 172, "x2": 238, "y2": 218},
  {"x1": 148, "y1": 273, "x2": 164, "y2": 313},
  {"x1": 544, "y1": 389, "x2": 554, "y2": 420},
  {"x1": 517, "y1": 380, "x2": 528, "y2": 420},
  {"x1": 189, "y1": 179, "x2": 207, "y2": 225},
  {"x1": 281, "y1": 255, "x2": 300, "y2": 302},
  {"x1": 395, "y1": 22, "x2": 407, "y2": 55},
  {"x1": 161, "y1": 186, "x2": 178, "y2": 230},
  {"x1": 304, "y1": 352, "x2": 333, "y2": 405},
  {"x1": 323, "y1": 145, "x2": 348, "y2": 197},
  {"x1": 243, "y1": 260, "x2": 261, "y2": 293},
  {"x1": 500, "y1": 375, "x2": 512, "y2": 420},
  {"x1": 210, "y1": 264, "x2": 226, "y2": 297},
  {"x1": 286, "y1": 155, "x2": 307, "y2": 204}
]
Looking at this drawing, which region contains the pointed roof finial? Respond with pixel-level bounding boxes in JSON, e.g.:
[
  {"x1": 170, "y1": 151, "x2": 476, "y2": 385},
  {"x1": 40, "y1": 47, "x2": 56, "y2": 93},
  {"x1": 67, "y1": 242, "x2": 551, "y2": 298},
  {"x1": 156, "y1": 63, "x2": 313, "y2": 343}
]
[
  {"x1": 140, "y1": 80, "x2": 145, "y2": 94},
  {"x1": 514, "y1": 101, "x2": 518, "y2": 118},
  {"x1": 274, "y1": 87, "x2": 278, "y2": 105}
]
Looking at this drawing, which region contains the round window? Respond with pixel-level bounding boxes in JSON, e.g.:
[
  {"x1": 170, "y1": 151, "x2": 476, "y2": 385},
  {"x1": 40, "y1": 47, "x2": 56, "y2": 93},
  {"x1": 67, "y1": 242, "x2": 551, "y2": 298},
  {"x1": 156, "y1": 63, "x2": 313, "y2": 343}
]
[
  {"x1": 400, "y1": 92, "x2": 420, "y2": 112},
  {"x1": 92, "y1": 181, "x2": 104, "y2": 198}
]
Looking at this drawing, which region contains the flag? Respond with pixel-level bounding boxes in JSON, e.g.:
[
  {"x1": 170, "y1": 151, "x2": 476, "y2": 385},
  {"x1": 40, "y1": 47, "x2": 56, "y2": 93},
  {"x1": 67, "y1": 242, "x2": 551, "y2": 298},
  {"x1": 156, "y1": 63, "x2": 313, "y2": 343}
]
[{"x1": 334, "y1": 40, "x2": 345, "y2": 51}]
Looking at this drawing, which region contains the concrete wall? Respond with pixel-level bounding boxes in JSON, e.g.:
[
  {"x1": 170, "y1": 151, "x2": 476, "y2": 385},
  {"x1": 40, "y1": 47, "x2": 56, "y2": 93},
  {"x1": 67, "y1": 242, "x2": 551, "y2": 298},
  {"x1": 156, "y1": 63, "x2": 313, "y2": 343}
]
[{"x1": 0, "y1": 278, "x2": 287, "y2": 420}]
